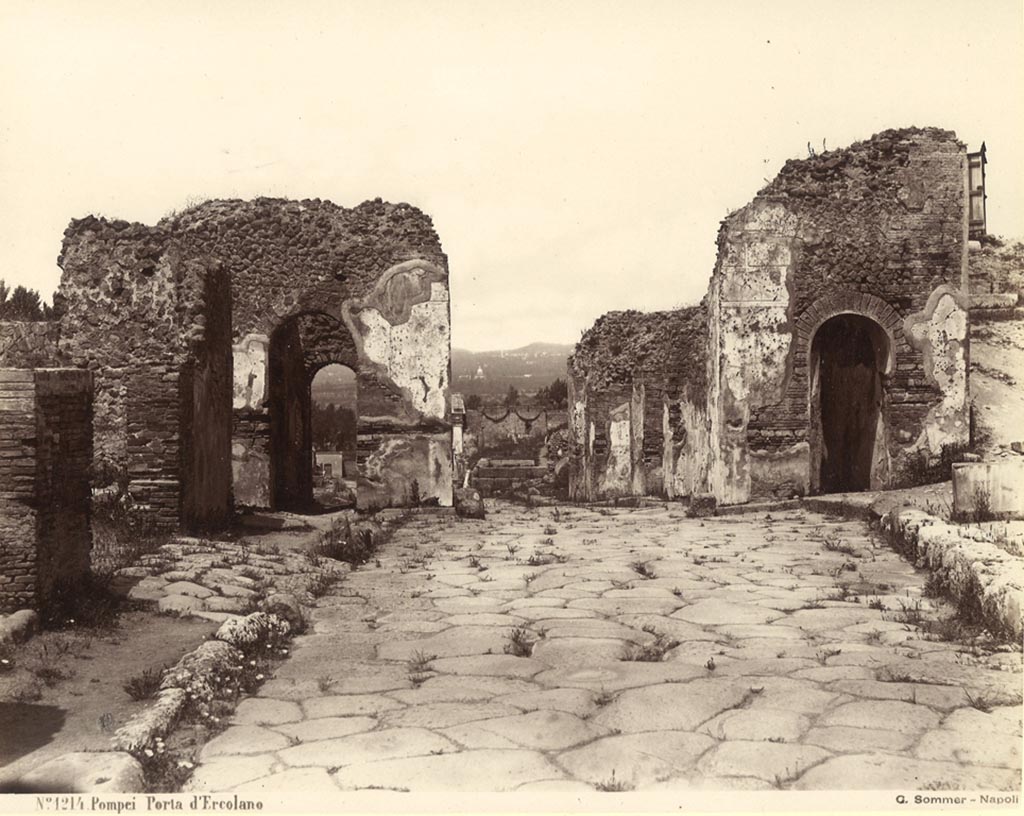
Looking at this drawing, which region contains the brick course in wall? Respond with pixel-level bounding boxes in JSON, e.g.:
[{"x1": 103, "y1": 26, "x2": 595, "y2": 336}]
[{"x1": 0, "y1": 368, "x2": 93, "y2": 614}]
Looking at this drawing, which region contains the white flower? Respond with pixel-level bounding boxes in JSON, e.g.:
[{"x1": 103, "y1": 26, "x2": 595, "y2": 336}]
[
  {"x1": 144, "y1": 749, "x2": 154, "y2": 758},
  {"x1": 256, "y1": 674, "x2": 264, "y2": 680},
  {"x1": 177, "y1": 761, "x2": 194, "y2": 769}
]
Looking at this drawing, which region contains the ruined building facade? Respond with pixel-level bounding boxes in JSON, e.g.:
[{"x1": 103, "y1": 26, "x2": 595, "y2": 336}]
[
  {"x1": 0, "y1": 198, "x2": 453, "y2": 530},
  {"x1": 570, "y1": 128, "x2": 973, "y2": 505}
]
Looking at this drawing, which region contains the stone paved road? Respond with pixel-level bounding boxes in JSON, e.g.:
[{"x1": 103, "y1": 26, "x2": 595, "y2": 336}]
[{"x1": 186, "y1": 502, "x2": 1022, "y2": 793}]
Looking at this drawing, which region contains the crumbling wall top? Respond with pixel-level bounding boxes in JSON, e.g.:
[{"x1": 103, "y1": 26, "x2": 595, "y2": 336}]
[{"x1": 569, "y1": 306, "x2": 707, "y2": 394}]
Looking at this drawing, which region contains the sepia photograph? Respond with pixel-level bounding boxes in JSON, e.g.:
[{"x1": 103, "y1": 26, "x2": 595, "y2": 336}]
[{"x1": 0, "y1": 0, "x2": 1022, "y2": 811}]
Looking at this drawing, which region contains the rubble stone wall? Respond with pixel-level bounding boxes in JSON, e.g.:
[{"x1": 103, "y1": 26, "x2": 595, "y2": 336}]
[
  {"x1": 570, "y1": 128, "x2": 971, "y2": 506},
  {"x1": 708, "y1": 127, "x2": 970, "y2": 504},
  {"x1": 0, "y1": 369, "x2": 92, "y2": 613},
  {"x1": 10, "y1": 197, "x2": 453, "y2": 522},
  {"x1": 568, "y1": 308, "x2": 709, "y2": 501}
]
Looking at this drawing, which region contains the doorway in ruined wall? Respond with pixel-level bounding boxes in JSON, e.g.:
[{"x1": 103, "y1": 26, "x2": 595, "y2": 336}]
[
  {"x1": 268, "y1": 311, "x2": 359, "y2": 512},
  {"x1": 310, "y1": 363, "x2": 358, "y2": 509},
  {"x1": 809, "y1": 313, "x2": 890, "y2": 494}
]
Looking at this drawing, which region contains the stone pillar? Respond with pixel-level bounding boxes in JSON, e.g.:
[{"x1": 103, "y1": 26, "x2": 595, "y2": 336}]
[{"x1": 0, "y1": 368, "x2": 93, "y2": 614}]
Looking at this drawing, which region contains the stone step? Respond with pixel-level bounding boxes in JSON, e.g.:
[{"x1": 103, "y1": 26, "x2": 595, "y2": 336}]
[
  {"x1": 475, "y1": 466, "x2": 547, "y2": 479},
  {"x1": 476, "y1": 458, "x2": 537, "y2": 468}
]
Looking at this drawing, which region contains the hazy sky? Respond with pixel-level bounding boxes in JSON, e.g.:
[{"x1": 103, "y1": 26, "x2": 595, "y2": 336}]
[{"x1": 1, "y1": 0, "x2": 1021, "y2": 350}]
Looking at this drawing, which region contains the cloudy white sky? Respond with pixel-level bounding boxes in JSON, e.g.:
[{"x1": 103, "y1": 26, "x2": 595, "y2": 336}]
[{"x1": 1, "y1": 0, "x2": 1021, "y2": 350}]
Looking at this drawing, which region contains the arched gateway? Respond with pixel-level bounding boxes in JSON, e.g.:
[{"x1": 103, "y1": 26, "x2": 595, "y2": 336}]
[{"x1": 1, "y1": 197, "x2": 454, "y2": 529}]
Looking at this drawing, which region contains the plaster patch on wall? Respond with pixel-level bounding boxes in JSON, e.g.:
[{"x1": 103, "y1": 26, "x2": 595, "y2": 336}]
[
  {"x1": 906, "y1": 286, "x2": 969, "y2": 454},
  {"x1": 720, "y1": 306, "x2": 791, "y2": 405},
  {"x1": 355, "y1": 287, "x2": 450, "y2": 420},
  {"x1": 599, "y1": 402, "x2": 632, "y2": 497},
  {"x1": 232, "y1": 334, "x2": 269, "y2": 410}
]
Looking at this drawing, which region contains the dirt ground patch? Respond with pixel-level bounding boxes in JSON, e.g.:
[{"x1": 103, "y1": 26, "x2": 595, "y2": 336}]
[{"x1": 0, "y1": 613, "x2": 217, "y2": 782}]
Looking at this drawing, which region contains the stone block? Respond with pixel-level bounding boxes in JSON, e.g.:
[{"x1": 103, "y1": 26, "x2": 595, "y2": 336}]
[
  {"x1": 15, "y1": 752, "x2": 144, "y2": 793},
  {"x1": 952, "y1": 460, "x2": 1024, "y2": 520}
]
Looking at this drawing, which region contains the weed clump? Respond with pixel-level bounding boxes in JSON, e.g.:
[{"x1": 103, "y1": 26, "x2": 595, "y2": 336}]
[
  {"x1": 621, "y1": 626, "x2": 679, "y2": 662},
  {"x1": 504, "y1": 627, "x2": 538, "y2": 657},
  {"x1": 123, "y1": 666, "x2": 165, "y2": 701}
]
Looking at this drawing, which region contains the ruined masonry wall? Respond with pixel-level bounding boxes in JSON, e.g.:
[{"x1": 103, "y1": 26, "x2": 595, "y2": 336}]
[
  {"x1": 50, "y1": 197, "x2": 452, "y2": 517},
  {"x1": 708, "y1": 127, "x2": 970, "y2": 504},
  {"x1": 567, "y1": 308, "x2": 709, "y2": 501},
  {"x1": 0, "y1": 369, "x2": 92, "y2": 614}
]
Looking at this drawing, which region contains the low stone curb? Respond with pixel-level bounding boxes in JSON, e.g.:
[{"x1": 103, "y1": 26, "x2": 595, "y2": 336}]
[
  {"x1": 16, "y1": 610, "x2": 294, "y2": 793},
  {"x1": 881, "y1": 508, "x2": 1024, "y2": 640}
]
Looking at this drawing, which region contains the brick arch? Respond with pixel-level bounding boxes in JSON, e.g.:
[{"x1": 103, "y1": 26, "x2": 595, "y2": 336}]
[{"x1": 795, "y1": 290, "x2": 905, "y2": 373}]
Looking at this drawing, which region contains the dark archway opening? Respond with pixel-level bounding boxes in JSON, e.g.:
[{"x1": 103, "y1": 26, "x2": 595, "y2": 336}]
[
  {"x1": 811, "y1": 313, "x2": 889, "y2": 494},
  {"x1": 268, "y1": 311, "x2": 358, "y2": 512},
  {"x1": 310, "y1": 363, "x2": 358, "y2": 510}
]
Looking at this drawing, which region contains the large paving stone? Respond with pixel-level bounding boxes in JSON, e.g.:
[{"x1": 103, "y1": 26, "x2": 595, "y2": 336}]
[
  {"x1": 828, "y1": 679, "x2": 969, "y2": 711},
  {"x1": 382, "y1": 702, "x2": 520, "y2": 729},
  {"x1": 428, "y1": 654, "x2": 547, "y2": 678},
  {"x1": 200, "y1": 725, "x2": 292, "y2": 759},
  {"x1": 931, "y1": 716, "x2": 1024, "y2": 768},
  {"x1": 539, "y1": 620, "x2": 644, "y2": 640},
  {"x1": 496, "y1": 687, "x2": 597, "y2": 717},
  {"x1": 785, "y1": 607, "x2": 880, "y2": 630},
  {"x1": 231, "y1": 767, "x2": 341, "y2": 794},
  {"x1": 941, "y1": 705, "x2": 1022, "y2": 736},
  {"x1": 511, "y1": 606, "x2": 600, "y2": 621},
  {"x1": 568, "y1": 597, "x2": 682, "y2": 617},
  {"x1": 376, "y1": 626, "x2": 509, "y2": 660},
  {"x1": 278, "y1": 727, "x2": 456, "y2": 768},
  {"x1": 803, "y1": 726, "x2": 915, "y2": 754},
  {"x1": 274, "y1": 716, "x2": 377, "y2": 743},
  {"x1": 591, "y1": 680, "x2": 753, "y2": 732},
  {"x1": 184, "y1": 755, "x2": 277, "y2": 791},
  {"x1": 531, "y1": 636, "x2": 631, "y2": 665},
  {"x1": 715, "y1": 657, "x2": 818, "y2": 677},
  {"x1": 555, "y1": 731, "x2": 714, "y2": 787},
  {"x1": 314, "y1": 664, "x2": 413, "y2": 695},
  {"x1": 696, "y1": 741, "x2": 832, "y2": 784},
  {"x1": 158, "y1": 594, "x2": 206, "y2": 614},
  {"x1": 329, "y1": 748, "x2": 567, "y2": 791},
  {"x1": 739, "y1": 677, "x2": 846, "y2": 716},
  {"x1": 793, "y1": 753, "x2": 1021, "y2": 790},
  {"x1": 302, "y1": 694, "x2": 404, "y2": 719},
  {"x1": 439, "y1": 722, "x2": 523, "y2": 749},
  {"x1": 469, "y1": 710, "x2": 608, "y2": 750},
  {"x1": 441, "y1": 613, "x2": 526, "y2": 627},
  {"x1": 613, "y1": 614, "x2": 717, "y2": 642},
  {"x1": 388, "y1": 674, "x2": 537, "y2": 704},
  {"x1": 819, "y1": 700, "x2": 942, "y2": 734},
  {"x1": 162, "y1": 581, "x2": 215, "y2": 598},
  {"x1": 232, "y1": 698, "x2": 304, "y2": 726},
  {"x1": 702, "y1": 708, "x2": 810, "y2": 742},
  {"x1": 672, "y1": 599, "x2": 785, "y2": 625},
  {"x1": 534, "y1": 661, "x2": 705, "y2": 692}
]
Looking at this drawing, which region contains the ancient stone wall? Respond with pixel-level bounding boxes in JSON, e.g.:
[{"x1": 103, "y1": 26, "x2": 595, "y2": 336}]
[
  {"x1": 567, "y1": 308, "x2": 709, "y2": 501},
  {"x1": 707, "y1": 127, "x2": 970, "y2": 504},
  {"x1": 570, "y1": 127, "x2": 972, "y2": 507},
  {"x1": 178, "y1": 198, "x2": 453, "y2": 511},
  {"x1": 48, "y1": 219, "x2": 232, "y2": 527},
  {"x1": 0, "y1": 369, "x2": 92, "y2": 613},
  {"x1": 36, "y1": 197, "x2": 452, "y2": 518}
]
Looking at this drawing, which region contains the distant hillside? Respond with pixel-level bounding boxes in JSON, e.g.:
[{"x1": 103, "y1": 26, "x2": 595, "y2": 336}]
[{"x1": 453, "y1": 342, "x2": 574, "y2": 397}]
